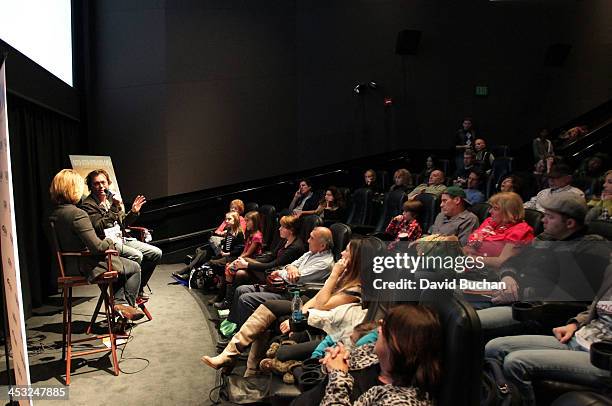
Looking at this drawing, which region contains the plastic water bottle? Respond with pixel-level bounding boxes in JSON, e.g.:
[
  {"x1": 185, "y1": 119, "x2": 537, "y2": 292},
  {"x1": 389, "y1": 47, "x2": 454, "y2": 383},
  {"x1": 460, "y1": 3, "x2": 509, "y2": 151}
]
[{"x1": 291, "y1": 290, "x2": 303, "y2": 322}]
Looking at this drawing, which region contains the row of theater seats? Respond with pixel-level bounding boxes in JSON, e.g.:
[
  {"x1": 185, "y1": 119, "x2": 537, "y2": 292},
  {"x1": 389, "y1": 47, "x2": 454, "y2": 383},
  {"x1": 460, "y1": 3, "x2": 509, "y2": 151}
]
[
  {"x1": 248, "y1": 191, "x2": 612, "y2": 245},
  {"x1": 209, "y1": 194, "x2": 612, "y2": 404},
  {"x1": 261, "y1": 235, "x2": 612, "y2": 405}
]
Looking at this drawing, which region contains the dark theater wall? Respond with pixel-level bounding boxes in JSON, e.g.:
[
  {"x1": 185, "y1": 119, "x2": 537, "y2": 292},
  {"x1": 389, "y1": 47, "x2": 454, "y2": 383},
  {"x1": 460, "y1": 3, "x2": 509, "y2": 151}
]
[{"x1": 88, "y1": 0, "x2": 612, "y2": 199}]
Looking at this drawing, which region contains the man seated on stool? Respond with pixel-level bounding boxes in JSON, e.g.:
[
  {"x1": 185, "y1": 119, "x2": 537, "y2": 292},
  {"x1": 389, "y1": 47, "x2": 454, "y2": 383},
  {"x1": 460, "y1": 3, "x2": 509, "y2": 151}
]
[{"x1": 80, "y1": 169, "x2": 162, "y2": 300}]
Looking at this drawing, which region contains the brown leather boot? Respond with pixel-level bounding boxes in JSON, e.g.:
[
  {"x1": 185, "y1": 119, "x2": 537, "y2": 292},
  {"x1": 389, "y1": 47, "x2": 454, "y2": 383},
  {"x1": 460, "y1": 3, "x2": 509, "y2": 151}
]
[
  {"x1": 244, "y1": 331, "x2": 270, "y2": 378},
  {"x1": 201, "y1": 305, "x2": 276, "y2": 370}
]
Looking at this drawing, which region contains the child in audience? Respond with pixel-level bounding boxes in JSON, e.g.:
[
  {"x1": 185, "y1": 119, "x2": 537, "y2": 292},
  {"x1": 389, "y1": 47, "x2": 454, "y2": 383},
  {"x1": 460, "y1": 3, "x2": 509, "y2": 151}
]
[
  {"x1": 385, "y1": 200, "x2": 423, "y2": 249},
  {"x1": 215, "y1": 211, "x2": 264, "y2": 309},
  {"x1": 206, "y1": 211, "x2": 245, "y2": 305},
  {"x1": 172, "y1": 199, "x2": 246, "y2": 279},
  {"x1": 311, "y1": 320, "x2": 378, "y2": 358}
]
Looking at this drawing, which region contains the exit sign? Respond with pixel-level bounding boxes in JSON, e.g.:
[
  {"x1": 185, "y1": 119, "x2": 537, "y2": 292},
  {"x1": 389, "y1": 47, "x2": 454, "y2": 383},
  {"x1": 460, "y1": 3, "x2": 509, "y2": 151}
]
[{"x1": 475, "y1": 85, "x2": 488, "y2": 96}]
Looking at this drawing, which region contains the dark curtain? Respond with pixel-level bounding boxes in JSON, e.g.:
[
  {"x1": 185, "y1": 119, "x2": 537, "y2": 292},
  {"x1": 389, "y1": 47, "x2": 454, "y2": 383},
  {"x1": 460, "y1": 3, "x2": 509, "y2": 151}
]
[{"x1": 7, "y1": 94, "x2": 84, "y2": 317}]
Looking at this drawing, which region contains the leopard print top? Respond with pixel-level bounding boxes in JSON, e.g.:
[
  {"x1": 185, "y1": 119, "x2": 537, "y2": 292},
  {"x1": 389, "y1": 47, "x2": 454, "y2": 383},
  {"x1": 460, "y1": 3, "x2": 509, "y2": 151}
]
[
  {"x1": 321, "y1": 343, "x2": 433, "y2": 406},
  {"x1": 321, "y1": 370, "x2": 433, "y2": 406},
  {"x1": 348, "y1": 343, "x2": 379, "y2": 370}
]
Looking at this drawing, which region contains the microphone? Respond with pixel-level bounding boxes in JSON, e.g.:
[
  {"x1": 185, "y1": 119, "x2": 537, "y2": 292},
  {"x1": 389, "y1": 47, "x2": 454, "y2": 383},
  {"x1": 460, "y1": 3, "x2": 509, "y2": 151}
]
[{"x1": 105, "y1": 189, "x2": 115, "y2": 199}]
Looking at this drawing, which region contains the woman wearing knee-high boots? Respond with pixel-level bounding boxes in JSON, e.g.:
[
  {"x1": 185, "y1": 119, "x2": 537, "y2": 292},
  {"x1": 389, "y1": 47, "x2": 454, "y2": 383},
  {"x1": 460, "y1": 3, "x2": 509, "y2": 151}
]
[{"x1": 201, "y1": 238, "x2": 371, "y2": 376}]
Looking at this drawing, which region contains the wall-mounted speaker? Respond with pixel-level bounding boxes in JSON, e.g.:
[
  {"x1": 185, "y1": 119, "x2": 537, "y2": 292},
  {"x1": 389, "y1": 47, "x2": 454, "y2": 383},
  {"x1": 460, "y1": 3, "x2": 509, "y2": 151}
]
[{"x1": 396, "y1": 29, "x2": 422, "y2": 56}]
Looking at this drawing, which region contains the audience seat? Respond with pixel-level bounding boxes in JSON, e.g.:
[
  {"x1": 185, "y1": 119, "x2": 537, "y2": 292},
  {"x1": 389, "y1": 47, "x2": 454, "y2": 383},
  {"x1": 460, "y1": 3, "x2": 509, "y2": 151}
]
[
  {"x1": 346, "y1": 188, "x2": 375, "y2": 233},
  {"x1": 415, "y1": 193, "x2": 441, "y2": 233},
  {"x1": 257, "y1": 204, "x2": 278, "y2": 250},
  {"x1": 468, "y1": 202, "x2": 490, "y2": 223},
  {"x1": 373, "y1": 189, "x2": 407, "y2": 233},
  {"x1": 486, "y1": 157, "x2": 513, "y2": 198},
  {"x1": 587, "y1": 220, "x2": 612, "y2": 241},
  {"x1": 524, "y1": 208, "x2": 544, "y2": 235},
  {"x1": 244, "y1": 201, "x2": 259, "y2": 213},
  {"x1": 329, "y1": 222, "x2": 352, "y2": 261},
  {"x1": 299, "y1": 214, "x2": 323, "y2": 245},
  {"x1": 552, "y1": 391, "x2": 612, "y2": 406},
  {"x1": 419, "y1": 289, "x2": 483, "y2": 406}
]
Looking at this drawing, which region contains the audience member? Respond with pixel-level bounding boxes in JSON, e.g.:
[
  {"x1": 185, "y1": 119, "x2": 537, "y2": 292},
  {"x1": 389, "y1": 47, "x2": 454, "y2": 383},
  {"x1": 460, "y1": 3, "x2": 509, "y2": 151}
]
[
  {"x1": 486, "y1": 194, "x2": 610, "y2": 303},
  {"x1": 228, "y1": 227, "x2": 334, "y2": 328},
  {"x1": 452, "y1": 149, "x2": 476, "y2": 187},
  {"x1": 465, "y1": 192, "x2": 534, "y2": 269},
  {"x1": 455, "y1": 117, "x2": 476, "y2": 168},
  {"x1": 474, "y1": 138, "x2": 494, "y2": 173},
  {"x1": 212, "y1": 199, "x2": 247, "y2": 239},
  {"x1": 477, "y1": 193, "x2": 610, "y2": 331},
  {"x1": 408, "y1": 170, "x2": 447, "y2": 200},
  {"x1": 430, "y1": 186, "x2": 479, "y2": 246},
  {"x1": 231, "y1": 215, "x2": 305, "y2": 283},
  {"x1": 320, "y1": 304, "x2": 442, "y2": 406},
  {"x1": 311, "y1": 320, "x2": 378, "y2": 359},
  {"x1": 532, "y1": 128, "x2": 553, "y2": 162},
  {"x1": 464, "y1": 170, "x2": 485, "y2": 205},
  {"x1": 559, "y1": 125, "x2": 588, "y2": 143},
  {"x1": 385, "y1": 200, "x2": 423, "y2": 248},
  {"x1": 362, "y1": 169, "x2": 384, "y2": 194},
  {"x1": 214, "y1": 211, "x2": 264, "y2": 310},
  {"x1": 81, "y1": 169, "x2": 161, "y2": 299},
  {"x1": 531, "y1": 160, "x2": 548, "y2": 192},
  {"x1": 202, "y1": 236, "x2": 361, "y2": 376},
  {"x1": 574, "y1": 154, "x2": 607, "y2": 198},
  {"x1": 49, "y1": 169, "x2": 144, "y2": 320},
  {"x1": 172, "y1": 199, "x2": 246, "y2": 279},
  {"x1": 390, "y1": 168, "x2": 413, "y2": 192},
  {"x1": 524, "y1": 163, "x2": 585, "y2": 212},
  {"x1": 203, "y1": 211, "x2": 245, "y2": 304},
  {"x1": 586, "y1": 169, "x2": 612, "y2": 223},
  {"x1": 289, "y1": 179, "x2": 319, "y2": 215},
  {"x1": 485, "y1": 262, "x2": 612, "y2": 406},
  {"x1": 417, "y1": 156, "x2": 438, "y2": 184},
  {"x1": 298, "y1": 186, "x2": 346, "y2": 222}
]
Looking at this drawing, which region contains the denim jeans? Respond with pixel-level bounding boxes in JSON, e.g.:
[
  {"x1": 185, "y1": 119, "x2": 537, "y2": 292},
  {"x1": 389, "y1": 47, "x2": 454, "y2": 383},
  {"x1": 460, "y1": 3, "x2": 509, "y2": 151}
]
[
  {"x1": 228, "y1": 284, "x2": 286, "y2": 326},
  {"x1": 116, "y1": 238, "x2": 162, "y2": 288},
  {"x1": 113, "y1": 257, "x2": 141, "y2": 306},
  {"x1": 485, "y1": 335, "x2": 610, "y2": 405}
]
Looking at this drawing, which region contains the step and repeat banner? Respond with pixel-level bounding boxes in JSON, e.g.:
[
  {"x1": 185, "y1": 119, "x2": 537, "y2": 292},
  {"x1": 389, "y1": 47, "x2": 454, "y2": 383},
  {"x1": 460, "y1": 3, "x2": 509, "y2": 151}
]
[{"x1": 0, "y1": 55, "x2": 32, "y2": 405}]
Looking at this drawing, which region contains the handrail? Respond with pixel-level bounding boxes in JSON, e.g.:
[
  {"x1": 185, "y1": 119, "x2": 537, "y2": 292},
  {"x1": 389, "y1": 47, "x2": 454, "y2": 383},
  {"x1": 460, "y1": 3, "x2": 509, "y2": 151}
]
[
  {"x1": 152, "y1": 227, "x2": 217, "y2": 246},
  {"x1": 140, "y1": 150, "x2": 411, "y2": 216}
]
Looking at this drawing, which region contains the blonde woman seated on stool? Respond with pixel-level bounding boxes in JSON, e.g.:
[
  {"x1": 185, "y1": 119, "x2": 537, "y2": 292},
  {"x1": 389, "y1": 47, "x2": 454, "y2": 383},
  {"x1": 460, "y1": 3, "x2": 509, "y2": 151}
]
[{"x1": 49, "y1": 169, "x2": 144, "y2": 321}]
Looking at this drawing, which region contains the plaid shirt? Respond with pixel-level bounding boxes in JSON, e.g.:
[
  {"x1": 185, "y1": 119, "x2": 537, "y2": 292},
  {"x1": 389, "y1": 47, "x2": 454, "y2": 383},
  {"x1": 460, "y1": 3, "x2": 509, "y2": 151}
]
[{"x1": 385, "y1": 218, "x2": 422, "y2": 242}]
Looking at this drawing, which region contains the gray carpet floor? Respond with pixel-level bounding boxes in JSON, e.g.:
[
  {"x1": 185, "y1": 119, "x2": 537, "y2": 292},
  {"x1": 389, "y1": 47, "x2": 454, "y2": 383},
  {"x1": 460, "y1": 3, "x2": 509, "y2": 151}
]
[{"x1": 3, "y1": 264, "x2": 226, "y2": 406}]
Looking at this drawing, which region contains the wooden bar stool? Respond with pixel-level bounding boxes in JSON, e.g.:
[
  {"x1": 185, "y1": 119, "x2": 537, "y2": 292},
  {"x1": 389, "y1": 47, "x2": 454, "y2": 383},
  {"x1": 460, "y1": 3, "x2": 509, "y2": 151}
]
[{"x1": 50, "y1": 221, "x2": 121, "y2": 385}]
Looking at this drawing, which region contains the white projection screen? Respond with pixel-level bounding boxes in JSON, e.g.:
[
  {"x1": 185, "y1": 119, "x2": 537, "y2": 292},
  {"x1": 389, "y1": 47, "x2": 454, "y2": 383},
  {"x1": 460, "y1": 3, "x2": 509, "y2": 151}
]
[{"x1": 0, "y1": 0, "x2": 73, "y2": 86}]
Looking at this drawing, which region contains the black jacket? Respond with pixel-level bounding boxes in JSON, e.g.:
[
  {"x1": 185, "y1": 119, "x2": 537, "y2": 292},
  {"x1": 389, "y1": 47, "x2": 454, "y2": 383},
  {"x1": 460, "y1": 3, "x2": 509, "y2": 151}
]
[{"x1": 247, "y1": 238, "x2": 305, "y2": 273}]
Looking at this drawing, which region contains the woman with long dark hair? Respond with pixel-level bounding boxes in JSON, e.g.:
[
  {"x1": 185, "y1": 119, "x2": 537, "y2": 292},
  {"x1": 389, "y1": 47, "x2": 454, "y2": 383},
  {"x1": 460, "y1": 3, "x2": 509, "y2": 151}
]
[{"x1": 320, "y1": 304, "x2": 442, "y2": 405}]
